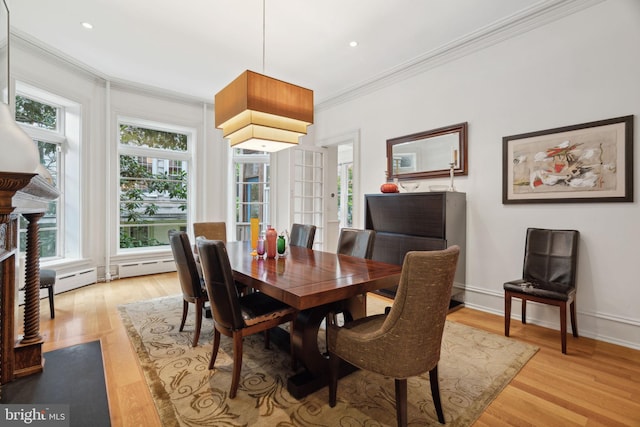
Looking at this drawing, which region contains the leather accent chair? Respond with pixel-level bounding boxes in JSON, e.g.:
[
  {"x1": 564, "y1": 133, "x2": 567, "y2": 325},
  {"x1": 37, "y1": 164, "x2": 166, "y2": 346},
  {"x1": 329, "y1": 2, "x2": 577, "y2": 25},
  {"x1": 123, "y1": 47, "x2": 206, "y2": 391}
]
[
  {"x1": 504, "y1": 227, "x2": 580, "y2": 354},
  {"x1": 289, "y1": 223, "x2": 316, "y2": 249},
  {"x1": 169, "y1": 230, "x2": 207, "y2": 347},
  {"x1": 197, "y1": 239, "x2": 297, "y2": 399},
  {"x1": 193, "y1": 221, "x2": 226, "y2": 242},
  {"x1": 328, "y1": 246, "x2": 460, "y2": 426}
]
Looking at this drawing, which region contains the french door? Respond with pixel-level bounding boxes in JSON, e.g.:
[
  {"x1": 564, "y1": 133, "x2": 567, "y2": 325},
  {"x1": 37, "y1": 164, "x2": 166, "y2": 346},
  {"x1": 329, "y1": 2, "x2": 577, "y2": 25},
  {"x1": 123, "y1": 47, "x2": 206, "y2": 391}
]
[{"x1": 290, "y1": 146, "x2": 328, "y2": 250}]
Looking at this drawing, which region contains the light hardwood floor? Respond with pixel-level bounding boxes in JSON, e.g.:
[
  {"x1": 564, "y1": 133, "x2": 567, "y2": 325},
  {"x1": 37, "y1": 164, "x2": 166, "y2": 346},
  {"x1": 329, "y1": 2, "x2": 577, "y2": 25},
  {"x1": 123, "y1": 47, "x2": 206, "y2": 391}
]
[{"x1": 18, "y1": 272, "x2": 640, "y2": 426}]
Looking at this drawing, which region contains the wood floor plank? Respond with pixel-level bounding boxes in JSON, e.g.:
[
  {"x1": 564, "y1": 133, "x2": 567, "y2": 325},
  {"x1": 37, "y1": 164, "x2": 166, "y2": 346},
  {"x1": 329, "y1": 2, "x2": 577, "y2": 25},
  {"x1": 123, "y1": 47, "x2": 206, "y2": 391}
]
[{"x1": 10, "y1": 273, "x2": 638, "y2": 426}]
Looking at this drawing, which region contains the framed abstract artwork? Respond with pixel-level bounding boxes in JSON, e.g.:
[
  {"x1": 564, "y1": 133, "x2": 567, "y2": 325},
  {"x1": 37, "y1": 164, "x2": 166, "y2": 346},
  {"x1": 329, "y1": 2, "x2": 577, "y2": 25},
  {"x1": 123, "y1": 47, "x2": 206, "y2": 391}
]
[{"x1": 503, "y1": 115, "x2": 633, "y2": 204}]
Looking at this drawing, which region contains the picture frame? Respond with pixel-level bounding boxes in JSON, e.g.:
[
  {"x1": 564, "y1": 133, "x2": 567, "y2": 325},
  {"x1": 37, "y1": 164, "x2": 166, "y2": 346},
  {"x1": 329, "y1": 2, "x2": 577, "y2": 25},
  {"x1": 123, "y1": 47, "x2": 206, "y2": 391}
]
[{"x1": 502, "y1": 115, "x2": 633, "y2": 204}]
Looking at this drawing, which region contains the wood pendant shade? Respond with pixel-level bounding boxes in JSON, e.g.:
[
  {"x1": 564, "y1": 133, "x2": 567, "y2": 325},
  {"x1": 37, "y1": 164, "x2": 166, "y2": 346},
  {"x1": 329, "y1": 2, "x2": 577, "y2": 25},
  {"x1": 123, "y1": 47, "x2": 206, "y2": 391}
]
[{"x1": 214, "y1": 70, "x2": 313, "y2": 152}]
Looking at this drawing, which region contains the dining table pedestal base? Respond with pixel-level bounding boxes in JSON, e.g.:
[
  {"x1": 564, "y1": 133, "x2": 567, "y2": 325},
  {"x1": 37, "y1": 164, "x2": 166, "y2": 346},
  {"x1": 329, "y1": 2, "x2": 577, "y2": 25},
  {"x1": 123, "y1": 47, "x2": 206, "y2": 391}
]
[{"x1": 286, "y1": 302, "x2": 357, "y2": 399}]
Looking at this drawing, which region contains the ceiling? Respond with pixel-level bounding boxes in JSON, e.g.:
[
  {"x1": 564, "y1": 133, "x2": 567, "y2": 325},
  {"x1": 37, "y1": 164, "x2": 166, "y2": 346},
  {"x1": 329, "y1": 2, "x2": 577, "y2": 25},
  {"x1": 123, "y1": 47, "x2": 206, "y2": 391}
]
[{"x1": 7, "y1": 0, "x2": 589, "y2": 105}]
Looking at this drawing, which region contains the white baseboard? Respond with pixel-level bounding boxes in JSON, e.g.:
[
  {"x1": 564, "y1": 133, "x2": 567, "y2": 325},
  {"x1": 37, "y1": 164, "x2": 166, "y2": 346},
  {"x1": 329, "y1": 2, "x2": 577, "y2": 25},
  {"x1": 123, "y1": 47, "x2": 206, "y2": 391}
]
[{"x1": 461, "y1": 285, "x2": 640, "y2": 351}]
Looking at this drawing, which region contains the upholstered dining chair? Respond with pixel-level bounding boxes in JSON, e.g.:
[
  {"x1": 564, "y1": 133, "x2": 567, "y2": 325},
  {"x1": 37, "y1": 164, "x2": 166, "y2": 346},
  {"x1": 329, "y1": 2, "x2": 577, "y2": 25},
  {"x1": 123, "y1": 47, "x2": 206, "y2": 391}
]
[
  {"x1": 197, "y1": 238, "x2": 297, "y2": 399},
  {"x1": 39, "y1": 269, "x2": 57, "y2": 319},
  {"x1": 289, "y1": 223, "x2": 316, "y2": 249},
  {"x1": 328, "y1": 246, "x2": 460, "y2": 426},
  {"x1": 169, "y1": 230, "x2": 208, "y2": 347},
  {"x1": 193, "y1": 221, "x2": 227, "y2": 242},
  {"x1": 504, "y1": 227, "x2": 579, "y2": 354}
]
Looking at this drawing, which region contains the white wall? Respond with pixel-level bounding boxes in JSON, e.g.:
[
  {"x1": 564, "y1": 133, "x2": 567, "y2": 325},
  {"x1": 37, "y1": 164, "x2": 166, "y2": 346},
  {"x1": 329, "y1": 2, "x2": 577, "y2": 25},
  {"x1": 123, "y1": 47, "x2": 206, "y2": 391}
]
[
  {"x1": 314, "y1": 0, "x2": 640, "y2": 349},
  {"x1": 11, "y1": 38, "x2": 228, "y2": 280}
]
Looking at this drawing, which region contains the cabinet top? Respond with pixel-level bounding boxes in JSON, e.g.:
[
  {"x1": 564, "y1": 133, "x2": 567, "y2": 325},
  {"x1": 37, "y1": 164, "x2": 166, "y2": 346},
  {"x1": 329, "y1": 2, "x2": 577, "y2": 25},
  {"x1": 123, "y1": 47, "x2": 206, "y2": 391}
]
[{"x1": 364, "y1": 191, "x2": 466, "y2": 237}]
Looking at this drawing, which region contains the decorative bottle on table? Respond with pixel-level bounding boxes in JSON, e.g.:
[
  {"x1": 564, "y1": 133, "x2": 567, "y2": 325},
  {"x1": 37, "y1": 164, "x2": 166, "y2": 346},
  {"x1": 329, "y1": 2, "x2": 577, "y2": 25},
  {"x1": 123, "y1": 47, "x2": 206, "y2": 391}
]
[
  {"x1": 256, "y1": 235, "x2": 265, "y2": 258},
  {"x1": 266, "y1": 226, "x2": 277, "y2": 259},
  {"x1": 277, "y1": 234, "x2": 286, "y2": 256}
]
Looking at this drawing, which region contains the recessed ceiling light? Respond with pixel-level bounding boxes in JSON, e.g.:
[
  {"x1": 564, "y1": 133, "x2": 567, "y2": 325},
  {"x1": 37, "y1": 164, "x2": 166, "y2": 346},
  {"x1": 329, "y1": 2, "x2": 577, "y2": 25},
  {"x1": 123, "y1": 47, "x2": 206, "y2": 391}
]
[
  {"x1": 349, "y1": 41, "x2": 358, "y2": 48},
  {"x1": 81, "y1": 22, "x2": 94, "y2": 30}
]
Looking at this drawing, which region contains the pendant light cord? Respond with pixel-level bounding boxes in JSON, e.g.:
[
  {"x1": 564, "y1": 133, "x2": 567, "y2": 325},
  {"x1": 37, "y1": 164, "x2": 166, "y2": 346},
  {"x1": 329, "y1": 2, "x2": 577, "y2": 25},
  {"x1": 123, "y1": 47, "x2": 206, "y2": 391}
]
[{"x1": 262, "y1": 0, "x2": 266, "y2": 73}]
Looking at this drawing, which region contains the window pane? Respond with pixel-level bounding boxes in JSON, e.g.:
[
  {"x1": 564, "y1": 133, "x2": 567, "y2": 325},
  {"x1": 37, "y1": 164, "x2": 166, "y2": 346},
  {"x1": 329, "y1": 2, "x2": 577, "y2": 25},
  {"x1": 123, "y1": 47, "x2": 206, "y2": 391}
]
[
  {"x1": 38, "y1": 141, "x2": 58, "y2": 185},
  {"x1": 120, "y1": 124, "x2": 188, "y2": 152},
  {"x1": 119, "y1": 153, "x2": 188, "y2": 249},
  {"x1": 15, "y1": 95, "x2": 58, "y2": 130}
]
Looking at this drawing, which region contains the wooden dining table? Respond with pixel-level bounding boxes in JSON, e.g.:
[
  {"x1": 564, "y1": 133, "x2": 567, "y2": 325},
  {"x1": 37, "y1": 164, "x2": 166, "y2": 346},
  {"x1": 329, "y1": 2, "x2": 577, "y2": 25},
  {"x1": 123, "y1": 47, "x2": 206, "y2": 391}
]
[{"x1": 225, "y1": 241, "x2": 402, "y2": 398}]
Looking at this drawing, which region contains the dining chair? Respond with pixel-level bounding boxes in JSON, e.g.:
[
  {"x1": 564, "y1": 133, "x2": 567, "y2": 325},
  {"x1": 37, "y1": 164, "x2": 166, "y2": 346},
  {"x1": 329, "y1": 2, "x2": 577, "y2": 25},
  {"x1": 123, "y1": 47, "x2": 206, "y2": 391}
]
[
  {"x1": 193, "y1": 221, "x2": 227, "y2": 242},
  {"x1": 328, "y1": 246, "x2": 460, "y2": 426},
  {"x1": 169, "y1": 230, "x2": 208, "y2": 347},
  {"x1": 337, "y1": 228, "x2": 376, "y2": 259},
  {"x1": 504, "y1": 227, "x2": 579, "y2": 354},
  {"x1": 335, "y1": 228, "x2": 376, "y2": 320},
  {"x1": 20, "y1": 269, "x2": 57, "y2": 319},
  {"x1": 197, "y1": 238, "x2": 297, "y2": 399},
  {"x1": 289, "y1": 223, "x2": 316, "y2": 249},
  {"x1": 39, "y1": 269, "x2": 56, "y2": 319}
]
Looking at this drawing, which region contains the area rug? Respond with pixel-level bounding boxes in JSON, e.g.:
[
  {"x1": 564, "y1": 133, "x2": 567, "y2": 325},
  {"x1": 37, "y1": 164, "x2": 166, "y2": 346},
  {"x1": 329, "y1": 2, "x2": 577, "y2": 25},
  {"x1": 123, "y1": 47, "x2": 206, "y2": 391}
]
[{"x1": 118, "y1": 295, "x2": 537, "y2": 427}]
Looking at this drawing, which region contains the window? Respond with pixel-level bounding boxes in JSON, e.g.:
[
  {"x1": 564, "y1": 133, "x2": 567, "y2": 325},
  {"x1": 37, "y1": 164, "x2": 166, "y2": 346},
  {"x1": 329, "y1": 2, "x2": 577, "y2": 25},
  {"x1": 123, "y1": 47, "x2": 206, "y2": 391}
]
[
  {"x1": 118, "y1": 121, "x2": 191, "y2": 250},
  {"x1": 233, "y1": 149, "x2": 270, "y2": 241},
  {"x1": 15, "y1": 93, "x2": 65, "y2": 259}
]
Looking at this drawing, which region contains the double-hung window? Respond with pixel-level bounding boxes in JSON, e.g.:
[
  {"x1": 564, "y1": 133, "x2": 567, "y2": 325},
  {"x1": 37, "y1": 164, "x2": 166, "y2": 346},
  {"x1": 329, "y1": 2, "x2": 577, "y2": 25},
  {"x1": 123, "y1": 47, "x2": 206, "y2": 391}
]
[{"x1": 118, "y1": 120, "x2": 192, "y2": 250}]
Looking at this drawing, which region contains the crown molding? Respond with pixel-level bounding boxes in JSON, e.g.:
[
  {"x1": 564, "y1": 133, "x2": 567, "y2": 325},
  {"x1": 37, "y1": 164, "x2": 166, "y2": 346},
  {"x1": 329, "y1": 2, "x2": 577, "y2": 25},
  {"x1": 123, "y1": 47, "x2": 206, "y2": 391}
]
[
  {"x1": 316, "y1": 0, "x2": 604, "y2": 111},
  {"x1": 11, "y1": 29, "x2": 212, "y2": 106}
]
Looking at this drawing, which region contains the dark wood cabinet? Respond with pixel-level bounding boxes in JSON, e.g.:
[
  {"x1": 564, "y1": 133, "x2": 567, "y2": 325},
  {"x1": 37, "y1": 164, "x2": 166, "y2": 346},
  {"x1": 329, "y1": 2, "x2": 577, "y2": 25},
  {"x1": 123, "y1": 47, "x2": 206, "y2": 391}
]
[{"x1": 364, "y1": 191, "x2": 466, "y2": 302}]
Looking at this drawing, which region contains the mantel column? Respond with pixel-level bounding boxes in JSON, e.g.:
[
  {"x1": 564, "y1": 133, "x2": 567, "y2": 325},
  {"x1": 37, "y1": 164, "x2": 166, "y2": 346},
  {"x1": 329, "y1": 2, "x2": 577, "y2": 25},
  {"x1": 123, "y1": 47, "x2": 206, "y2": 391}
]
[{"x1": 20, "y1": 212, "x2": 44, "y2": 344}]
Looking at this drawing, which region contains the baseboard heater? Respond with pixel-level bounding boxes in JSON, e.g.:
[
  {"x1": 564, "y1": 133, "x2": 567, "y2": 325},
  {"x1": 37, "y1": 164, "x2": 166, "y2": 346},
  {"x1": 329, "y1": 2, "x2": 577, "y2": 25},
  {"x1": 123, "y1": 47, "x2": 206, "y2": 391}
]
[
  {"x1": 56, "y1": 268, "x2": 98, "y2": 293},
  {"x1": 19, "y1": 267, "x2": 98, "y2": 304},
  {"x1": 117, "y1": 259, "x2": 176, "y2": 279}
]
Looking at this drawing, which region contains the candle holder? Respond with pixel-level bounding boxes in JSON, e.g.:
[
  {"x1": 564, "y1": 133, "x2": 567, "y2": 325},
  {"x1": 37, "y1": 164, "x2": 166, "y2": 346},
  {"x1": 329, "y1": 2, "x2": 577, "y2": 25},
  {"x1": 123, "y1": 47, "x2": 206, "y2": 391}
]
[{"x1": 448, "y1": 162, "x2": 456, "y2": 192}]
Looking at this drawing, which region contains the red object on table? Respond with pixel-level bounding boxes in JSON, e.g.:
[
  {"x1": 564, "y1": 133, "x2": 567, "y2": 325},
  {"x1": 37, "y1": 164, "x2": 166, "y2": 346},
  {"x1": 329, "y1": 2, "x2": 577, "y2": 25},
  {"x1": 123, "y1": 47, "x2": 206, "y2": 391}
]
[{"x1": 380, "y1": 182, "x2": 399, "y2": 193}]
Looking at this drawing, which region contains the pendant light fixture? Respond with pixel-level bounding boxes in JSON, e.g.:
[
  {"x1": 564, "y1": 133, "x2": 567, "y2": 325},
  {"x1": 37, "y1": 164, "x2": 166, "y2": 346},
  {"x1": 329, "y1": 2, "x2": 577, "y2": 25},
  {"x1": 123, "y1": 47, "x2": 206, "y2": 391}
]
[{"x1": 214, "y1": 0, "x2": 313, "y2": 152}]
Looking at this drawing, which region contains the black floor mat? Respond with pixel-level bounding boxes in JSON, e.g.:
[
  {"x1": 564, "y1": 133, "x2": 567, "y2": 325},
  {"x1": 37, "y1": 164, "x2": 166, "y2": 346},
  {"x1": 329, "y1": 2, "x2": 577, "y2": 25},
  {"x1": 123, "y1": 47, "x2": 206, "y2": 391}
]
[{"x1": 1, "y1": 340, "x2": 110, "y2": 427}]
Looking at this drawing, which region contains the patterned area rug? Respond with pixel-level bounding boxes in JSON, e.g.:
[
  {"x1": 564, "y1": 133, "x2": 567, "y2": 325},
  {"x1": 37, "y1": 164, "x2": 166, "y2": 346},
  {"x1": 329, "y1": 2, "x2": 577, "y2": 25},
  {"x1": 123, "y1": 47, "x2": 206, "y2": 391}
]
[{"x1": 118, "y1": 295, "x2": 537, "y2": 427}]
